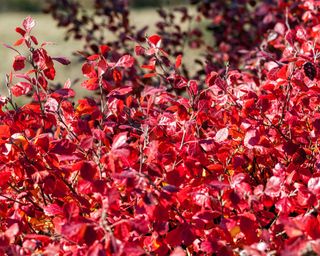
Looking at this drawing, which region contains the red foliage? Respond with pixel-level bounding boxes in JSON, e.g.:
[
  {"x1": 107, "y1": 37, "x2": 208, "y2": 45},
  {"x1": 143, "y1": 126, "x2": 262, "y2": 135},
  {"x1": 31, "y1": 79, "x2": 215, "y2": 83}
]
[{"x1": 1, "y1": 0, "x2": 320, "y2": 255}]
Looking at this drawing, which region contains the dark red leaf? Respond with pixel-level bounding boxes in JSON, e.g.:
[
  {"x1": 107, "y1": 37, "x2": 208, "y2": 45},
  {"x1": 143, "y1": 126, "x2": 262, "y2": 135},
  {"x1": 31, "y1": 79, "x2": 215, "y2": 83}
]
[
  {"x1": 79, "y1": 161, "x2": 97, "y2": 181},
  {"x1": 244, "y1": 129, "x2": 260, "y2": 148},
  {"x1": 52, "y1": 56, "x2": 71, "y2": 65},
  {"x1": 50, "y1": 139, "x2": 76, "y2": 155},
  {"x1": 303, "y1": 62, "x2": 316, "y2": 80},
  {"x1": 13, "y1": 55, "x2": 26, "y2": 71},
  {"x1": 15, "y1": 27, "x2": 26, "y2": 36}
]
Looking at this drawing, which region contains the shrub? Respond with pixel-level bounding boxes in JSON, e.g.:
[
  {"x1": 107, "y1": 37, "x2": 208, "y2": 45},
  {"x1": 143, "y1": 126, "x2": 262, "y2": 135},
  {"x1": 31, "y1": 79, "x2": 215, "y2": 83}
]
[{"x1": 1, "y1": 1, "x2": 320, "y2": 255}]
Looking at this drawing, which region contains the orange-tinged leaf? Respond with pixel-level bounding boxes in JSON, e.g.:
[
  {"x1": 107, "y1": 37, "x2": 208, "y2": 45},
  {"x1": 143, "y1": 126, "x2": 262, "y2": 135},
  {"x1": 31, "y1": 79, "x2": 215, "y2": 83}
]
[
  {"x1": 11, "y1": 133, "x2": 28, "y2": 149},
  {"x1": 143, "y1": 73, "x2": 157, "y2": 78},
  {"x1": 13, "y1": 38, "x2": 24, "y2": 46},
  {"x1": 81, "y1": 77, "x2": 99, "y2": 90},
  {"x1": 230, "y1": 226, "x2": 241, "y2": 238},
  {"x1": 113, "y1": 69, "x2": 122, "y2": 82},
  {"x1": 175, "y1": 54, "x2": 182, "y2": 69},
  {"x1": 0, "y1": 125, "x2": 10, "y2": 138}
]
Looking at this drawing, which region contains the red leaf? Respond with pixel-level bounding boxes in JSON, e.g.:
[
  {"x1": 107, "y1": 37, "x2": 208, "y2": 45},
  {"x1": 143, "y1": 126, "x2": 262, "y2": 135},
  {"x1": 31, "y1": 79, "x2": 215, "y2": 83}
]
[
  {"x1": 5, "y1": 223, "x2": 19, "y2": 239},
  {"x1": 115, "y1": 54, "x2": 134, "y2": 68},
  {"x1": 109, "y1": 87, "x2": 133, "y2": 96},
  {"x1": 148, "y1": 34, "x2": 162, "y2": 47},
  {"x1": 187, "y1": 80, "x2": 198, "y2": 96},
  {"x1": 13, "y1": 55, "x2": 26, "y2": 71},
  {"x1": 114, "y1": 222, "x2": 131, "y2": 241},
  {"x1": 83, "y1": 225, "x2": 97, "y2": 246},
  {"x1": 285, "y1": 29, "x2": 296, "y2": 46},
  {"x1": 305, "y1": 216, "x2": 320, "y2": 239},
  {"x1": 15, "y1": 27, "x2": 26, "y2": 36},
  {"x1": 292, "y1": 148, "x2": 307, "y2": 165},
  {"x1": 265, "y1": 176, "x2": 282, "y2": 198},
  {"x1": 82, "y1": 63, "x2": 96, "y2": 78},
  {"x1": 44, "y1": 98, "x2": 59, "y2": 112},
  {"x1": 0, "y1": 125, "x2": 10, "y2": 139},
  {"x1": 135, "y1": 45, "x2": 145, "y2": 56},
  {"x1": 0, "y1": 171, "x2": 11, "y2": 188},
  {"x1": 24, "y1": 234, "x2": 51, "y2": 244},
  {"x1": 61, "y1": 223, "x2": 86, "y2": 243},
  {"x1": 240, "y1": 215, "x2": 258, "y2": 244},
  {"x1": 87, "y1": 54, "x2": 100, "y2": 61},
  {"x1": 44, "y1": 67, "x2": 55, "y2": 80},
  {"x1": 30, "y1": 35, "x2": 38, "y2": 45},
  {"x1": 175, "y1": 54, "x2": 182, "y2": 69},
  {"x1": 99, "y1": 44, "x2": 110, "y2": 55},
  {"x1": 50, "y1": 139, "x2": 76, "y2": 155},
  {"x1": 143, "y1": 73, "x2": 157, "y2": 78},
  {"x1": 11, "y1": 82, "x2": 32, "y2": 97},
  {"x1": 282, "y1": 141, "x2": 299, "y2": 155},
  {"x1": 162, "y1": 184, "x2": 179, "y2": 193},
  {"x1": 141, "y1": 65, "x2": 155, "y2": 70},
  {"x1": 113, "y1": 69, "x2": 122, "y2": 82},
  {"x1": 43, "y1": 204, "x2": 64, "y2": 216},
  {"x1": 112, "y1": 132, "x2": 128, "y2": 150},
  {"x1": 64, "y1": 78, "x2": 71, "y2": 88},
  {"x1": 166, "y1": 224, "x2": 195, "y2": 247},
  {"x1": 205, "y1": 71, "x2": 219, "y2": 86},
  {"x1": 63, "y1": 201, "x2": 80, "y2": 220},
  {"x1": 53, "y1": 88, "x2": 75, "y2": 99},
  {"x1": 81, "y1": 78, "x2": 99, "y2": 90},
  {"x1": 33, "y1": 48, "x2": 55, "y2": 79},
  {"x1": 97, "y1": 59, "x2": 108, "y2": 76},
  {"x1": 79, "y1": 161, "x2": 97, "y2": 181}
]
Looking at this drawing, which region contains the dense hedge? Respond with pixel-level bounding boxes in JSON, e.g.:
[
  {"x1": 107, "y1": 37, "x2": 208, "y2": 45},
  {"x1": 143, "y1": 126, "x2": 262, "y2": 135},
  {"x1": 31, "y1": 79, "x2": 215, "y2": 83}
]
[{"x1": 1, "y1": 1, "x2": 320, "y2": 255}]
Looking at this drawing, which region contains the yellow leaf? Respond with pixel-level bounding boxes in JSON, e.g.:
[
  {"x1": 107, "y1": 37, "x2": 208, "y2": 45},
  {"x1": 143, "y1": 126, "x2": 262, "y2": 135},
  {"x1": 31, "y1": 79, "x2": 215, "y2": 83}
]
[{"x1": 230, "y1": 226, "x2": 241, "y2": 238}]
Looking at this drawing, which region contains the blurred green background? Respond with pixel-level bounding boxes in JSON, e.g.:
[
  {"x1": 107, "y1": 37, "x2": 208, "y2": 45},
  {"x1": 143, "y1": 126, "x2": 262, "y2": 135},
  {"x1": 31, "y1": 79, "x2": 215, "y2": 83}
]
[
  {"x1": 0, "y1": 0, "x2": 41, "y2": 12},
  {"x1": 0, "y1": 0, "x2": 186, "y2": 12}
]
